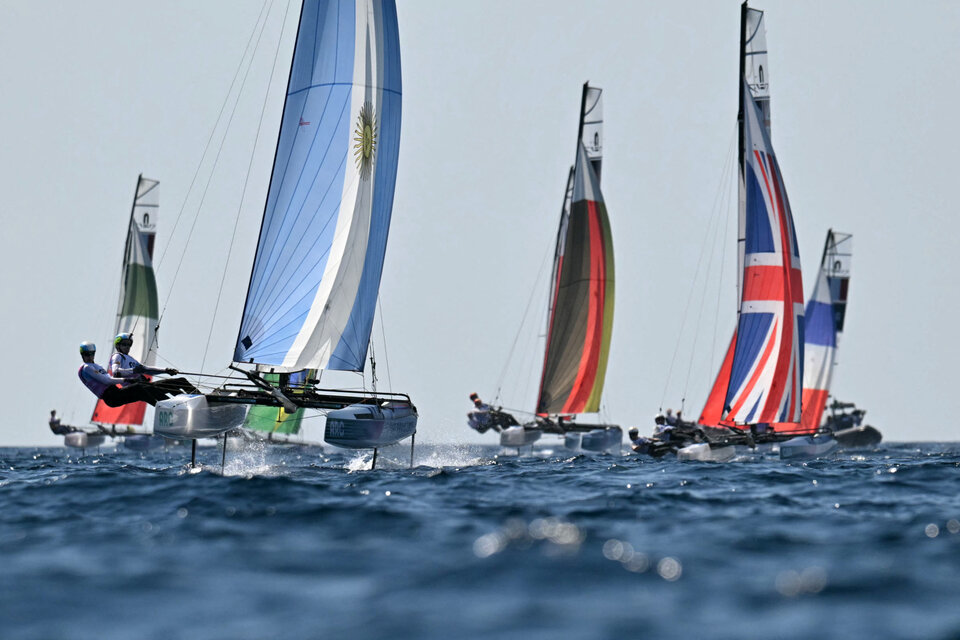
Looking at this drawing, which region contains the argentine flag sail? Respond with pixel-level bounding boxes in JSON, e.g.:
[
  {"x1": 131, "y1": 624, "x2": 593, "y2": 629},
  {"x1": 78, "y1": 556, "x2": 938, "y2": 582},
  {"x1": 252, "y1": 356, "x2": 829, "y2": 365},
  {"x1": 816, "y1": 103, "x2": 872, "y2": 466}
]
[{"x1": 234, "y1": 0, "x2": 402, "y2": 372}]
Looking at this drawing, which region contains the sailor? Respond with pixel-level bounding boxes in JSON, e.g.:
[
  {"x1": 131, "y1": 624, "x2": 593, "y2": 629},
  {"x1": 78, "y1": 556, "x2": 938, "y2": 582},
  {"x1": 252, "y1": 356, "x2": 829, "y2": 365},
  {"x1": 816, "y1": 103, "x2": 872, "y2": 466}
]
[
  {"x1": 48, "y1": 410, "x2": 72, "y2": 436},
  {"x1": 469, "y1": 392, "x2": 491, "y2": 412},
  {"x1": 665, "y1": 409, "x2": 677, "y2": 426},
  {"x1": 109, "y1": 333, "x2": 197, "y2": 396},
  {"x1": 467, "y1": 392, "x2": 492, "y2": 432},
  {"x1": 467, "y1": 392, "x2": 519, "y2": 433},
  {"x1": 77, "y1": 342, "x2": 166, "y2": 407},
  {"x1": 109, "y1": 332, "x2": 176, "y2": 382}
]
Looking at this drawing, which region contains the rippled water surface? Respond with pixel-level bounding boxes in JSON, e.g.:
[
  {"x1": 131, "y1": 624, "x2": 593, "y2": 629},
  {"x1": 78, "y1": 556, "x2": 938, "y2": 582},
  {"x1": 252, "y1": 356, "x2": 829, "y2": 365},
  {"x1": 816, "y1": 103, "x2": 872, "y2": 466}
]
[{"x1": 2, "y1": 442, "x2": 959, "y2": 639}]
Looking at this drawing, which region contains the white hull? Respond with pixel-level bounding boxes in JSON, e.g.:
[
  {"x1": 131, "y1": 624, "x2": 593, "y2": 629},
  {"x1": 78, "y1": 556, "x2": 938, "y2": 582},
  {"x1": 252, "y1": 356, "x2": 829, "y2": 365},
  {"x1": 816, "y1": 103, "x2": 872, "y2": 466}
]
[
  {"x1": 500, "y1": 426, "x2": 542, "y2": 448},
  {"x1": 677, "y1": 442, "x2": 737, "y2": 462},
  {"x1": 779, "y1": 435, "x2": 838, "y2": 460},
  {"x1": 154, "y1": 394, "x2": 249, "y2": 440},
  {"x1": 564, "y1": 427, "x2": 622, "y2": 453},
  {"x1": 324, "y1": 402, "x2": 417, "y2": 449},
  {"x1": 64, "y1": 432, "x2": 107, "y2": 449},
  {"x1": 122, "y1": 434, "x2": 168, "y2": 451}
]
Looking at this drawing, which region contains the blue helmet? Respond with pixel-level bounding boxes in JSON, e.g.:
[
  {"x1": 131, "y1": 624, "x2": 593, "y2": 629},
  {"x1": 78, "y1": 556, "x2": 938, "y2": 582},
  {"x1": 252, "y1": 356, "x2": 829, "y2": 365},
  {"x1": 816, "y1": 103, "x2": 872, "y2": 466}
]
[
  {"x1": 79, "y1": 341, "x2": 96, "y2": 354},
  {"x1": 114, "y1": 332, "x2": 133, "y2": 347}
]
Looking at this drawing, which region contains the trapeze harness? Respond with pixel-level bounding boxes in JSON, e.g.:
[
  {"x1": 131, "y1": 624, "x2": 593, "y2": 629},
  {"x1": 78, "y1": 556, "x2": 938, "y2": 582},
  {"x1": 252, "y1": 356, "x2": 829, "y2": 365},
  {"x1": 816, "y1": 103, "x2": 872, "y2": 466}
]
[{"x1": 109, "y1": 352, "x2": 162, "y2": 385}]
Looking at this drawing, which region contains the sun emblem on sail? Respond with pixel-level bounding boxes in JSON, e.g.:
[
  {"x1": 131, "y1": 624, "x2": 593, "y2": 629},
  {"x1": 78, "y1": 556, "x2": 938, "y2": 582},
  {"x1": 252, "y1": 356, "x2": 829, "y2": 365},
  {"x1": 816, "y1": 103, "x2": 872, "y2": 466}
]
[{"x1": 353, "y1": 102, "x2": 378, "y2": 180}]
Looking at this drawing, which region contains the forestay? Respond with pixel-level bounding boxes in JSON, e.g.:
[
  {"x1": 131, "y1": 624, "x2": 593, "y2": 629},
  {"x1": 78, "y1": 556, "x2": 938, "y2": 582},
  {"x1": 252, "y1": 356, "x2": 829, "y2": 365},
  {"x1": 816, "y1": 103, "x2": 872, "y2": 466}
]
[
  {"x1": 234, "y1": 0, "x2": 402, "y2": 373},
  {"x1": 800, "y1": 231, "x2": 852, "y2": 431},
  {"x1": 91, "y1": 176, "x2": 160, "y2": 428}
]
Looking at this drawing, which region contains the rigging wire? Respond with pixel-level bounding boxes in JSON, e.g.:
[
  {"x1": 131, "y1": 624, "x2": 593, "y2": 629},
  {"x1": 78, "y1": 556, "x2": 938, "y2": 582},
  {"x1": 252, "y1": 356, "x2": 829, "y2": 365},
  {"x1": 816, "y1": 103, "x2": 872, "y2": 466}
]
[
  {"x1": 201, "y1": 0, "x2": 293, "y2": 373},
  {"x1": 377, "y1": 295, "x2": 393, "y2": 391},
  {"x1": 680, "y1": 151, "x2": 734, "y2": 412},
  {"x1": 492, "y1": 242, "x2": 553, "y2": 406},
  {"x1": 658, "y1": 122, "x2": 739, "y2": 413},
  {"x1": 155, "y1": 0, "x2": 273, "y2": 325},
  {"x1": 708, "y1": 149, "x2": 735, "y2": 384}
]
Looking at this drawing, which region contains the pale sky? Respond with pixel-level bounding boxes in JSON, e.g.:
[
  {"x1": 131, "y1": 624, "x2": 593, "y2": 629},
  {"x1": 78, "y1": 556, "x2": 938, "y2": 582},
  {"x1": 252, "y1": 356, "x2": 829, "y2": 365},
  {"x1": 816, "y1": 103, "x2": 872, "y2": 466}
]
[{"x1": 1, "y1": 1, "x2": 957, "y2": 446}]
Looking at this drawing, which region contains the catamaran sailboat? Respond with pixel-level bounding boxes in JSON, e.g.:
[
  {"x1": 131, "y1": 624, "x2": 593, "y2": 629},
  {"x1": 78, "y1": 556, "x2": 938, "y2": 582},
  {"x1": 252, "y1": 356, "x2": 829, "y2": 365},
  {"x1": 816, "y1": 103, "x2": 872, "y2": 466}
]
[
  {"x1": 153, "y1": 0, "x2": 417, "y2": 469},
  {"x1": 52, "y1": 175, "x2": 163, "y2": 452},
  {"x1": 467, "y1": 83, "x2": 620, "y2": 454},
  {"x1": 680, "y1": 2, "x2": 813, "y2": 461},
  {"x1": 797, "y1": 230, "x2": 880, "y2": 449}
]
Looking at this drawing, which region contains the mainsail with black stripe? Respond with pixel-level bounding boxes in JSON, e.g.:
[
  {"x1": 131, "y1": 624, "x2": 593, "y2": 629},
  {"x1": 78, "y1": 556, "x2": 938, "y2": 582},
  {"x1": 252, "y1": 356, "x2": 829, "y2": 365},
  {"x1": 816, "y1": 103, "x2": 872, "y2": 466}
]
[
  {"x1": 536, "y1": 84, "x2": 614, "y2": 416},
  {"x1": 234, "y1": 0, "x2": 402, "y2": 373}
]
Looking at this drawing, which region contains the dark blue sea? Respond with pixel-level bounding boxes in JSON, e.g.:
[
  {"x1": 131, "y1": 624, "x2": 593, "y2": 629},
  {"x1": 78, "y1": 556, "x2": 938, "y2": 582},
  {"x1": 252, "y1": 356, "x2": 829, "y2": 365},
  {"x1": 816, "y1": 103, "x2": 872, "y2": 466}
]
[{"x1": 2, "y1": 442, "x2": 959, "y2": 639}]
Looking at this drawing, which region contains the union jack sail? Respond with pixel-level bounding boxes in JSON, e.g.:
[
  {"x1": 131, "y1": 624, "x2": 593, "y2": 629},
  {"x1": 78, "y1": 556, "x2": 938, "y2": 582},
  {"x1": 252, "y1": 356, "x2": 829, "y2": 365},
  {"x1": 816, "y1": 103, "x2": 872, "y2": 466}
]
[{"x1": 722, "y1": 79, "x2": 804, "y2": 425}]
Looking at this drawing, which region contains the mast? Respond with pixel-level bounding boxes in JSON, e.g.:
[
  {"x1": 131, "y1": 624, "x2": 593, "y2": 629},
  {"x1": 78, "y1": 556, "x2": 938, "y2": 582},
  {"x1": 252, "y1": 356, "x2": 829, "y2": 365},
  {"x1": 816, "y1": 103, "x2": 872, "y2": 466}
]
[
  {"x1": 577, "y1": 82, "x2": 589, "y2": 156},
  {"x1": 738, "y1": 2, "x2": 747, "y2": 177},
  {"x1": 119, "y1": 173, "x2": 141, "y2": 278}
]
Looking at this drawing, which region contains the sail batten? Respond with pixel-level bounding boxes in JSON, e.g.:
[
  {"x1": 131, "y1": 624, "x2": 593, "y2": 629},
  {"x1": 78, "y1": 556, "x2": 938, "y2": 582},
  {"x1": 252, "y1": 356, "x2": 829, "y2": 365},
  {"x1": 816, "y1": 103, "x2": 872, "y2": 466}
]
[
  {"x1": 536, "y1": 84, "x2": 614, "y2": 416},
  {"x1": 234, "y1": 0, "x2": 401, "y2": 372}
]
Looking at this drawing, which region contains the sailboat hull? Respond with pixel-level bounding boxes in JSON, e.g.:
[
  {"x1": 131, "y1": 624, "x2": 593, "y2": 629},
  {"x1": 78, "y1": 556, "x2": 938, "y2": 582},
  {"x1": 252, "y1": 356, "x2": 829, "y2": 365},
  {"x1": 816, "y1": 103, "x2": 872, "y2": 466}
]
[
  {"x1": 833, "y1": 425, "x2": 882, "y2": 448},
  {"x1": 324, "y1": 402, "x2": 417, "y2": 449},
  {"x1": 779, "y1": 435, "x2": 838, "y2": 460},
  {"x1": 677, "y1": 443, "x2": 737, "y2": 462},
  {"x1": 154, "y1": 394, "x2": 249, "y2": 440},
  {"x1": 500, "y1": 426, "x2": 542, "y2": 448},
  {"x1": 563, "y1": 426, "x2": 622, "y2": 452},
  {"x1": 64, "y1": 432, "x2": 107, "y2": 449},
  {"x1": 580, "y1": 427, "x2": 622, "y2": 452},
  {"x1": 122, "y1": 434, "x2": 168, "y2": 451}
]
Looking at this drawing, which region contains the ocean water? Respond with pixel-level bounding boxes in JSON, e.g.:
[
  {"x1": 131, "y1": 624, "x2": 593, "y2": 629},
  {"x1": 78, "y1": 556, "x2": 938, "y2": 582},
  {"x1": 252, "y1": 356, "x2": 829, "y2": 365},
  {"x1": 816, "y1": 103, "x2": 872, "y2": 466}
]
[{"x1": 2, "y1": 441, "x2": 959, "y2": 640}]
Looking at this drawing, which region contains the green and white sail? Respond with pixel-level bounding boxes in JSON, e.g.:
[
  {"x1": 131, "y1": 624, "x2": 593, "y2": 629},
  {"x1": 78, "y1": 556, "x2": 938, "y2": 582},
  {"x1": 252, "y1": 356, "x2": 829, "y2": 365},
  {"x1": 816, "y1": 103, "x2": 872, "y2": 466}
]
[{"x1": 91, "y1": 176, "x2": 160, "y2": 427}]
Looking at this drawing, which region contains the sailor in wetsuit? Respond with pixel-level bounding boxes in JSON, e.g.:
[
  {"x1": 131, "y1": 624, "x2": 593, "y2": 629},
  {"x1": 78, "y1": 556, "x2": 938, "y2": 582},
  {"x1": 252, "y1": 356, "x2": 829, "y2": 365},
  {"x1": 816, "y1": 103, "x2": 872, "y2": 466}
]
[
  {"x1": 77, "y1": 341, "x2": 167, "y2": 407},
  {"x1": 466, "y1": 392, "x2": 520, "y2": 433},
  {"x1": 109, "y1": 333, "x2": 196, "y2": 396}
]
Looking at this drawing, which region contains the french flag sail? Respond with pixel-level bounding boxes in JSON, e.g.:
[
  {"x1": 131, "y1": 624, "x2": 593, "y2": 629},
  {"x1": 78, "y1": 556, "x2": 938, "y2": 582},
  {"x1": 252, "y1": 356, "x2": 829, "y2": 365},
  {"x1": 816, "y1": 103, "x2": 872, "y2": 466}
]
[
  {"x1": 536, "y1": 84, "x2": 614, "y2": 416},
  {"x1": 91, "y1": 176, "x2": 160, "y2": 429},
  {"x1": 234, "y1": 0, "x2": 402, "y2": 373},
  {"x1": 723, "y1": 79, "x2": 804, "y2": 425},
  {"x1": 800, "y1": 231, "x2": 852, "y2": 431}
]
